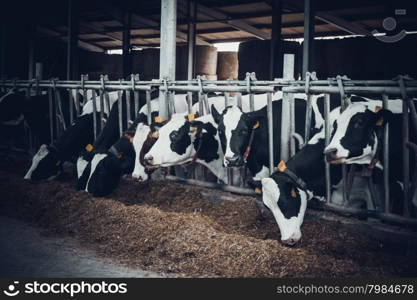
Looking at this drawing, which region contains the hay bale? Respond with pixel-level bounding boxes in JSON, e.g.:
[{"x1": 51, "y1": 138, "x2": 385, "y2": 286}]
[
  {"x1": 195, "y1": 45, "x2": 218, "y2": 76},
  {"x1": 217, "y1": 52, "x2": 238, "y2": 80}
]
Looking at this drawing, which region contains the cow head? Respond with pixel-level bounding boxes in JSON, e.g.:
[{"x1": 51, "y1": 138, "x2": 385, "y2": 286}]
[
  {"x1": 24, "y1": 144, "x2": 62, "y2": 180},
  {"x1": 324, "y1": 103, "x2": 392, "y2": 165},
  {"x1": 144, "y1": 113, "x2": 219, "y2": 168},
  {"x1": 212, "y1": 104, "x2": 263, "y2": 167},
  {"x1": 85, "y1": 136, "x2": 135, "y2": 197},
  {"x1": 261, "y1": 174, "x2": 307, "y2": 246},
  {"x1": 132, "y1": 122, "x2": 157, "y2": 181}
]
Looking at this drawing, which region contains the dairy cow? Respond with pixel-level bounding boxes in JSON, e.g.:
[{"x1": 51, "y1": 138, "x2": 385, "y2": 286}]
[
  {"x1": 77, "y1": 94, "x2": 190, "y2": 196},
  {"x1": 324, "y1": 99, "x2": 417, "y2": 210},
  {"x1": 261, "y1": 107, "x2": 344, "y2": 245},
  {"x1": 24, "y1": 91, "x2": 117, "y2": 180},
  {"x1": 143, "y1": 113, "x2": 228, "y2": 183}
]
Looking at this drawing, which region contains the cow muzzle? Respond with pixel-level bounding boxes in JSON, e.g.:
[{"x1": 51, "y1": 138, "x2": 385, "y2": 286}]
[
  {"x1": 144, "y1": 155, "x2": 154, "y2": 166},
  {"x1": 224, "y1": 155, "x2": 243, "y2": 167},
  {"x1": 324, "y1": 147, "x2": 346, "y2": 164}
]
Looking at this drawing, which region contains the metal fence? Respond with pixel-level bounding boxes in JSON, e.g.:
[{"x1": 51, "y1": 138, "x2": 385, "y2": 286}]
[{"x1": 1, "y1": 73, "x2": 416, "y2": 226}]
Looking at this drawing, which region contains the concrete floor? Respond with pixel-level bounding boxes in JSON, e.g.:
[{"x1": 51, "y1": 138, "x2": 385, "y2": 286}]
[{"x1": 0, "y1": 216, "x2": 162, "y2": 278}]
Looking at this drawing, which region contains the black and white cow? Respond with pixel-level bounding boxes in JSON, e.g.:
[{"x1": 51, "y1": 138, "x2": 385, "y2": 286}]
[
  {"x1": 261, "y1": 107, "x2": 344, "y2": 245},
  {"x1": 77, "y1": 94, "x2": 190, "y2": 196},
  {"x1": 24, "y1": 91, "x2": 116, "y2": 180},
  {"x1": 143, "y1": 113, "x2": 228, "y2": 183},
  {"x1": 324, "y1": 98, "x2": 417, "y2": 210}
]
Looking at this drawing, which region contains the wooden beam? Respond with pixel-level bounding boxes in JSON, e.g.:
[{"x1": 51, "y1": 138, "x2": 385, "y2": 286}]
[{"x1": 37, "y1": 26, "x2": 105, "y2": 52}]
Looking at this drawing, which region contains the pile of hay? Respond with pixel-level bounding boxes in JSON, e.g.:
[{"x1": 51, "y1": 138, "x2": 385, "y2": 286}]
[{"x1": 0, "y1": 155, "x2": 416, "y2": 277}]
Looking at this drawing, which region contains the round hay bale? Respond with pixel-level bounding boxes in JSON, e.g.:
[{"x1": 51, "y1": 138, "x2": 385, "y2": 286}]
[
  {"x1": 217, "y1": 52, "x2": 238, "y2": 80},
  {"x1": 195, "y1": 45, "x2": 218, "y2": 76}
]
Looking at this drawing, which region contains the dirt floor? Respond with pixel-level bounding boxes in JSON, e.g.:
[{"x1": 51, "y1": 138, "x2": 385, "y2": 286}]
[{"x1": 1, "y1": 153, "x2": 417, "y2": 278}]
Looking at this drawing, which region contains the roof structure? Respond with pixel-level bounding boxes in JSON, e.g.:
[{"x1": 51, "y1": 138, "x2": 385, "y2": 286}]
[{"x1": 31, "y1": 0, "x2": 417, "y2": 52}]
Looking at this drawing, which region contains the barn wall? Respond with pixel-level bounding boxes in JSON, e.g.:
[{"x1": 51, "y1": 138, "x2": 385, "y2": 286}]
[
  {"x1": 309, "y1": 35, "x2": 417, "y2": 80},
  {"x1": 238, "y1": 40, "x2": 301, "y2": 80}
]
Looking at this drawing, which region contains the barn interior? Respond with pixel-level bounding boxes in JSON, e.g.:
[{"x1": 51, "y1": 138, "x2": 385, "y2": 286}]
[{"x1": 1, "y1": 0, "x2": 417, "y2": 279}]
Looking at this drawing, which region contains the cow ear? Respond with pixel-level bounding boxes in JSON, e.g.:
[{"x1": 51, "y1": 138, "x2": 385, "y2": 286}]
[
  {"x1": 375, "y1": 109, "x2": 393, "y2": 127},
  {"x1": 211, "y1": 105, "x2": 221, "y2": 124},
  {"x1": 202, "y1": 122, "x2": 217, "y2": 136},
  {"x1": 246, "y1": 109, "x2": 264, "y2": 122}
]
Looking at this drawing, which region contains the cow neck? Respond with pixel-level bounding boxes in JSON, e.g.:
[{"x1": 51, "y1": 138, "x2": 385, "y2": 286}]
[{"x1": 109, "y1": 130, "x2": 135, "y2": 159}]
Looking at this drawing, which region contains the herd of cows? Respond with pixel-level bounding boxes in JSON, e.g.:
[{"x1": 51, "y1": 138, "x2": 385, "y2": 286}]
[{"x1": 0, "y1": 87, "x2": 416, "y2": 246}]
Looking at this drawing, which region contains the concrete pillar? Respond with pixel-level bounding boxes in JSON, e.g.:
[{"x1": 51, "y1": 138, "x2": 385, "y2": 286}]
[
  {"x1": 187, "y1": 0, "x2": 196, "y2": 80},
  {"x1": 67, "y1": 0, "x2": 79, "y2": 80},
  {"x1": 269, "y1": 0, "x2": 283, "y2": 80},
  {"x1": 302, "y1": 0, "x2": 315, "y2": 79},
  {"x1": 159, "y1": 0, "x2": 177, "y2": 121}
]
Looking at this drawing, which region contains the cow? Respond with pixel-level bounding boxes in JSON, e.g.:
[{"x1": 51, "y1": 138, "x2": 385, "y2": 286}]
[
  {"x1": 143, "y1": 112, "x2": 228, "y2": 183},
  {"x1": 261, "y1": 107, "x2": 344, "y2": 246},
  {"x1": 324, "y1": 98, "x2": 417, "y2": 210},
  {"x1": 77, "y1": 93, "x2": 190, "y2": 196},
  {"x1": 24, "y1": 91, "x2": 118, "y2": 180}
]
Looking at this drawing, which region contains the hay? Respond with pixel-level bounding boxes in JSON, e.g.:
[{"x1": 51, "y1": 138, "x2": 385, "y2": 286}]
[{"x1": 0, "y1": 155, "x2": 416, "y2": 277}]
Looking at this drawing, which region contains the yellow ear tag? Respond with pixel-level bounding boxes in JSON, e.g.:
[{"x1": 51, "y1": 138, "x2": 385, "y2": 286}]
[
  {"x1": 154, "y1": 116, "x2": 162, "y2": 123},
  {"x1": 291, "y1": 188, "x2": 297, "y2": 198},
  {"x1": 374, "y1": 106, "x2": 382, "y2": 113},
  {"x1": 85, "y1": 144, "x2": 94, "y2": 152},
  {"x1": 278, "y1": 160, "x2": 286, "y2": 172},
  {"x1": 252, "y1": 121, "x2": 260, "y2": 129},
  {"x1": 255, "y1": 187, "x2": 262, "y2": 194},
  {"x1": 187, "y1": 114, "x2": 195, "y2": 121},
  {"x1": 376, "y1": 117, "x2": 384, "y2": 126}
]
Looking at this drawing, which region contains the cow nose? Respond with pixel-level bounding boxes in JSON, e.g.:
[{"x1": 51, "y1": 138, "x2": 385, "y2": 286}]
[
  {"x1": 281, "y1": 237, "x2": 300, "y2": 247},
  {"x1": 132, "y1": 174, "x2": 142, "y2": 181},
  {"x1": 324, "y1": 147, "x2": 338, "y2": 162},
  {"x1": 144, "y1": 155, "x2": 153, "y2": 165},
  {"x1": 225, "y1": 155, "x2": 239, "y2": 165}
]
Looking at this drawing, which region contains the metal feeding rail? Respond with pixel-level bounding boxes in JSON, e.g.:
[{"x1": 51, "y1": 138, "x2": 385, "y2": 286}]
[{"x1": 1, "y1": 73, "x2": 416, "y2": 227}]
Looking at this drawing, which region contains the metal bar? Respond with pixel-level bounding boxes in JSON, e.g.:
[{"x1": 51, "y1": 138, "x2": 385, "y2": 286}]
[
  {"x1": 134, "y1": 90, "x2": 139, "y2": 117},
  {"x1": 324, "y1": 93, "x2": 331, "y2": 203},
  {"x1": 198, "y1": 92, "x2": 204, "y2": 115},
  {"x1": 118, "y1": 90, "x2": 123, "y2": 136},
  {"x1": 48, "y1": 88, "x2": 54, "y2": 143},
  {"x1": 74, "y1": 90, "x2": 80, "y2": 116},
  {"x1": 126, "y1": 90, "x2": 132, "y2": 128},
  {"x1": 249, "y1": 93, "x2": 254, "y2": 112},
  {"x1": 382, "y1": 94, "x2": 390, "y2": 213},
  {"x1": 99, "y1": 90, "x2": 104, "y2": 131},
  {"x1": 54, "y1": 88, "x2": 60, "y2": 137},
  {"x1": 267, "y1": 92, "x2": 274, "y2": 174},
  {"x1": 289, "y1": 93, "x2": 296, "y2": 156},
  {"x1": 280, "y1": 92, "x2": 291, "y2": 162},
  {"x1": 304, "y1": 94, "x2": 313, "y2": 142},
  {"x1": 224, "y1": 92, "x2": 229, "y2": 107},
  {"x1": 166, "y1": 175, "x2": 257, "y2": 196},
  {"x1": 69, "y1": 89, "x2": 74, "y2": 124},
  {"x1": 403, "y1": 98, "x2": 410, "y2": 217},
  {"x1": 237, "y1": 93, "x2": 242, "y2": 109},
  {"x1": 91, "y1": 90, "x2": 98, "y2": 140},
  {"x1": 104, "y1": 91, "x2": 111, "y2": 116},
  {"x1": 302, "y1": 0, "x2": 314, "y2": 79},
  {"x1": 146, "y1": 90, "x2": 152, "y2": 125}
]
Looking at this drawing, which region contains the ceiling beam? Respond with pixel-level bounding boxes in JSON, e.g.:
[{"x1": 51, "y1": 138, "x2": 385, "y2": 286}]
[
  {"x1": 178, "y1": 0, "x2": 271, "y2": 39},
  {"x1": 281, "y1": 0, "x2": 372, "y2": 36},
  {"x1": 102, "y1": 4, "x2": 211, "y2": 46},
  {"x1": 37, "y1": 26, "x2": 105, "y2": 52}
]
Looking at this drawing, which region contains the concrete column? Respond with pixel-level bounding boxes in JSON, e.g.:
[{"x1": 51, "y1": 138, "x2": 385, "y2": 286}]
[
  {"x1": 269, "y1": 0, "x2": 283, "y2": 80},
  {"x1": 187, "y1": 0, "x2": 196, "y2": 80},
  {"x1": 302, "y1": 0, "x2": 315, "y2": 79},
  {"x1": 122, "y1": 10, "x2": 132, "y2": 79},
  {"x1": 67, "y1": 0, "x2": 79, "y2": 80},
  {"x1": 159, "y1": 0, "x2": 177, "y2": 121}
]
